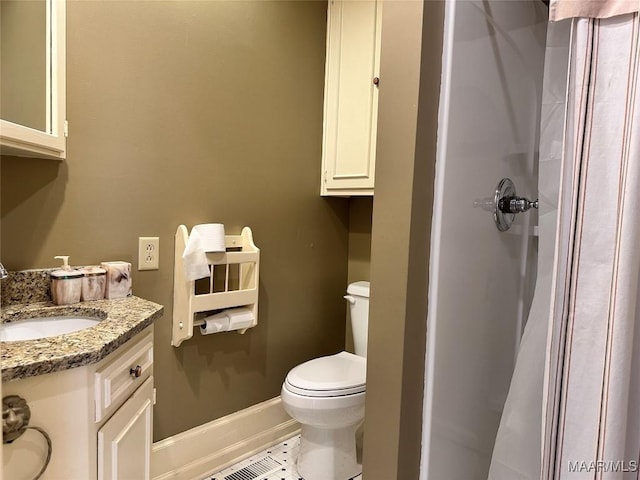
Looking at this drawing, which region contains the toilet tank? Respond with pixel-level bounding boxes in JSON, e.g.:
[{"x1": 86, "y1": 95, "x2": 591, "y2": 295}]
[{"x1": 346, "y1": 281, "x2": 370, "y2": 358}]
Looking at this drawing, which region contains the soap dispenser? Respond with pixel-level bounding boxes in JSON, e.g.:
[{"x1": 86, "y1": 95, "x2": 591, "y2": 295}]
[{"x1": 50, "y1": 256, "x2": 83, "y2": 305}]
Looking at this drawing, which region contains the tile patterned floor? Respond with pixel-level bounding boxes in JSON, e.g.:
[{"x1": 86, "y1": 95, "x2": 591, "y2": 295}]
[{"x1": 203, "y1": 434, "x2": 362, "y2": 480}]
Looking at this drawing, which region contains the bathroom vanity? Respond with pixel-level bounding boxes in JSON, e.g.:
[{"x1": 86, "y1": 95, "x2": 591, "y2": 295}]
[{"x1": 1, "y1": 295, "x2": 163, "y2": 480}]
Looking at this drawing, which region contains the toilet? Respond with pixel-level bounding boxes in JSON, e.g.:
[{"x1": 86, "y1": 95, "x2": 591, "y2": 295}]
[{"x1": 281, "y1": 281, "x2": 370, "y2": 480}]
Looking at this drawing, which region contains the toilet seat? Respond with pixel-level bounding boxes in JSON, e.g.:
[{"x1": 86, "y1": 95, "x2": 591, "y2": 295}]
[{"x1": 285, "y1": 351, "x2": 366, "y2": 397}]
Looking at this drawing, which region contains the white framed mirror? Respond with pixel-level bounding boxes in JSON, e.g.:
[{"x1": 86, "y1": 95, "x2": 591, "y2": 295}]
[{"x1": 0, "y1": 0, "x2": 66, "y2": 160}]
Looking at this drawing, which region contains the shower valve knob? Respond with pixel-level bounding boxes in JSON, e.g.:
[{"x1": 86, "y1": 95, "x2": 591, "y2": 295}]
[
  {"x1": 498, "y1": 196, "x2": 539, "y2": 214},
  {"x1": 492, "y1": 178, "x2": 538, "y2": 232}
]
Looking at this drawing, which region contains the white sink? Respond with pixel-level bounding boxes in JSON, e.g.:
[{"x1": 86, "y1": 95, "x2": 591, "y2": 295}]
[{"x1": 0, "y1": 316, "x2": 102, "y2": 342}]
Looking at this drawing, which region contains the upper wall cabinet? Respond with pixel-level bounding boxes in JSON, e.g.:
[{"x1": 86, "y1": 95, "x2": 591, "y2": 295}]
[
  {"x1": 0, "y1": 0, "x2": 66, "y2": 160},
  {"x1": 321, "y1": 0, "x2": 382, "y2": 197}
]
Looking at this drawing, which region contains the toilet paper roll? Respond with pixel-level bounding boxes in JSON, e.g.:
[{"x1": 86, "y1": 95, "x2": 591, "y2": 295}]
[
  {"x1": 227, "y1": 307, "x2": 255, "y2": 330},
  {"x1": 200, "y1": 312, "x2": 230, "y2": 335},
  {"x1": 192, "y1": 224, "x2": 226, "y2": 253}
]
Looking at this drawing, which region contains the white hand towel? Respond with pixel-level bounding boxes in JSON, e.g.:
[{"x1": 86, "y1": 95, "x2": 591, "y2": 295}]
[{"x1": 182, "y1": 228, "x2": 210, "y2": 281}]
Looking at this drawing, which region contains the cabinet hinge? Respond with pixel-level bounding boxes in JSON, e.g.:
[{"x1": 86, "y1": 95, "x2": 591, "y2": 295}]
[
  {"x1": 324, "y1": 170, "x2": 327, "y2": 183},
  {"x1": 153, "y1": 388, "x2": 157, "y2": 405},
  {"x1": 64, "y1": 120, "x2": 69, "y2": 137}
]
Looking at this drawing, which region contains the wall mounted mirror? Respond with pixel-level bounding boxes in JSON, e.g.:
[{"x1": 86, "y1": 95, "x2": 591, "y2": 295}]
[{"x1": 0, "y1": 0, "x2": 66, "y2": 160}]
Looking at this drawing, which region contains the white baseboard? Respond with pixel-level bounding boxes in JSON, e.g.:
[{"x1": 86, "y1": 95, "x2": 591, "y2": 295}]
[{"x1": 151, "y1": 397, "x2": 300, "y2": 480}]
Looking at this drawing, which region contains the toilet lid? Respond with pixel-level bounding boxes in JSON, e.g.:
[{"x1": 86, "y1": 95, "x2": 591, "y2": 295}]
[{"x1": 285, "y1": 351, "x2": 366, "y2": 397}]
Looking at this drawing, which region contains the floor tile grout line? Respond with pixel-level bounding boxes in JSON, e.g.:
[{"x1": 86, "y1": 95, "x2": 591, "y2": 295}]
[{"x1": 204, "y1": 433, "x2": 361, "y2": 480}]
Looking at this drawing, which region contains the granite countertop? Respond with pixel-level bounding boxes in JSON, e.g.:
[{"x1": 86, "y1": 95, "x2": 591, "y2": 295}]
[{"x1": 1, "y1": 296, "x2": 164, "y2": 382}]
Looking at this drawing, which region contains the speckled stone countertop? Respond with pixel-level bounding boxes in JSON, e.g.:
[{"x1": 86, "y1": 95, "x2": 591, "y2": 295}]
[{"x1": 1, "y1": 297, "x2": 164, "y2": 382}]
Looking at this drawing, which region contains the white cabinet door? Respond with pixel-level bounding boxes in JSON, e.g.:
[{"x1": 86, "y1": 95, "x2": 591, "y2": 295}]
[
  {"x1": 98, "y1": 377, "x2": 153, "y2": 480},
  {"x1": 321, "y1": 0, "x2": 382, "y2": 196}
]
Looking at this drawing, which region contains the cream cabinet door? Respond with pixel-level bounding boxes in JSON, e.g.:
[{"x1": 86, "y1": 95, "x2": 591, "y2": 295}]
[
  {"x1": 98, "y1": 377, "x2": 154, "y2": 480},
  {"x1": 321, "y1": 0, "x2": 382, "y2": 196}
]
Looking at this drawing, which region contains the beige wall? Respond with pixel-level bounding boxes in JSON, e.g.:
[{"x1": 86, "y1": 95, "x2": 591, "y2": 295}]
[
  {"x1": 347, "y1": 197, "x2": 373, "y2": 284},
  {"x1": 0, "y1": 0, "x2": 352, "y2": 441},
  {"x1": 345, "y1": 197, "x2": 373, "y2": 352},
  {"x1": 363, "y1": 1, "x2": 444, "y2": 478}
]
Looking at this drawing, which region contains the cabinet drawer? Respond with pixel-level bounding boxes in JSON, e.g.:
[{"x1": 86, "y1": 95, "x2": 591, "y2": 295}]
[{"x1": 95, "y1": 331, "x2": 153, "y2": 422}]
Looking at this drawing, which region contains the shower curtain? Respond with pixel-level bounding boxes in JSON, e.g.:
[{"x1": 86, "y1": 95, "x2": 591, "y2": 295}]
[
  {"x1": 490, "y1": 3, "x2": 640, "y2": 479},
  {"x1": 542, "y1": 8, "x2": 640, "y2": 480}
]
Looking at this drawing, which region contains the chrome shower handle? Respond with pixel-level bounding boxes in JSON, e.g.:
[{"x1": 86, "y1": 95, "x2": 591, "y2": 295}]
[
  {"x1": 492, "y1": 178, "x2": 538, "y2": 232},
  {"x1": 498, "y1": 196, "x2": 538, "y2": 214}
]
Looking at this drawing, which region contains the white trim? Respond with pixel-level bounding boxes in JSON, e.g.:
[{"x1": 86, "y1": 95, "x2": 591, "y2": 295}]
[{"x1": 151, "y1": 397, "x2": 299, "y2": 480}]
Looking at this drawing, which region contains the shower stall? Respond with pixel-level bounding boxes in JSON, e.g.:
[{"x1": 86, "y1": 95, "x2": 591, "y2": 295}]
[
  {"x1": 421, "y1": 0, "x2": 640, "y2": 476},
  {"x1": 421, "y1": 1, "x2": 555, "y2": 478}
]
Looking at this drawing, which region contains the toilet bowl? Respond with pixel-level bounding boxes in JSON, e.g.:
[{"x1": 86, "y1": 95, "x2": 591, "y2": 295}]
[
  {"x1": 281, "y1": 352, "x2": 366, "y2": 480},
  {"x1": 281, "y1": 281, "x2": 370, "y2": 480}
]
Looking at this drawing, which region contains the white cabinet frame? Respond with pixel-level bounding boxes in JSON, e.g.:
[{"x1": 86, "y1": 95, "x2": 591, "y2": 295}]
[{"x1": 0, "y1": 0, "x2": 66, "y2": 160}]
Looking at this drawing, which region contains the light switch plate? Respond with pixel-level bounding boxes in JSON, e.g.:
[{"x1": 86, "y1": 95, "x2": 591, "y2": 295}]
[{"x1": 138, "y1": 237, "x2": 159, "y2": 270}]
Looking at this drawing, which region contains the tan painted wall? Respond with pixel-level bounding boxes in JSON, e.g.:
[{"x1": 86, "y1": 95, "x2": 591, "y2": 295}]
[
  {"x1": 0, "y1": 0, "x2": 351, "y2": 441},
  {"x1": 347, "y1": 198, "x2": 373, "y2": 285},
  {"x1": 345, "y1": 198, "x2": 373, "y2": 352},
  {"x1": 363, "y1": 1, "x2": 444, "y2": 478}
]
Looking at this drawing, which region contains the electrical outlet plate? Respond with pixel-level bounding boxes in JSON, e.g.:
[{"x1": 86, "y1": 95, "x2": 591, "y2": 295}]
[{"x1": 138, "y1": 237, "x2": 159, "y2": 270}]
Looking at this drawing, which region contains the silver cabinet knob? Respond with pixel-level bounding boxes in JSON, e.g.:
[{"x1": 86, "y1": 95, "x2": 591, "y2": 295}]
[{"x1": 129, "y1": 365, "x2": 142, "y2": 378}]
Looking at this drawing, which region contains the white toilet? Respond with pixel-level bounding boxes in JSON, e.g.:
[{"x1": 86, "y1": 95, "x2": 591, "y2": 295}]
[{"x1": 281, "y1": 281, "x2": 370, "y2": 480}]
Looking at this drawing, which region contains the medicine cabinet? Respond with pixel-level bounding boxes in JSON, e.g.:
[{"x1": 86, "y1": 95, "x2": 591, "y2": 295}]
[{"x1": 0, "y1": 0, "x2": 66, "y2": 160}]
